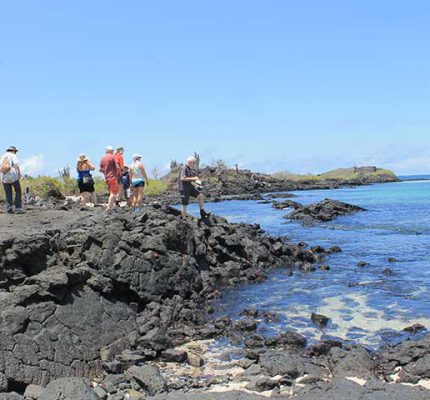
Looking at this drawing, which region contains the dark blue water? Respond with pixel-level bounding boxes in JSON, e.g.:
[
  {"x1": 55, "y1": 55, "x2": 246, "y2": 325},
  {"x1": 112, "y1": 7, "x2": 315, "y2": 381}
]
[{"x1": 187, "y1": 179, "x2": 430, "y2": 348}]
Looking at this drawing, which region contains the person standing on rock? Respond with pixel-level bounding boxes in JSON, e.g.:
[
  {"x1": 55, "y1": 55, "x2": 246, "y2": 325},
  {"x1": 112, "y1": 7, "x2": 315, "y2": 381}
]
[
  {"x1": 130, "y1": 154, "x2": 149, "y2": 211},
  {"x1": 179, "y1": 156, "x2": 210, "y2": 221},
  {"x1": 114, "y1": 146, "x2": 125, "y2": 204},
  {"x1": 76, "y1": 154, "x2": 97, "y2": 210},
  {"x1": 0, "y1": 146, "x2": 25, "y2": 214},
  {"x1": 99, "y1": 146, "x2": 121, "y2": 211}
]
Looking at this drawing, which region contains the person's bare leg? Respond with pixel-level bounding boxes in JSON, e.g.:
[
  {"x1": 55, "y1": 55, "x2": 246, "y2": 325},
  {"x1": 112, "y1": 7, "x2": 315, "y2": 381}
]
[
  {"x1": 91, "y1": 191, "x2": 97, "y2": 206},
  {"x1": 198, "y1": 193, "x2": 205, "y2": 210},
  {"x1": 107, "y1": 193, "x2": 116, "y2": 210},
  {"x1": 117, "y1": 184, "x2": 124, "y2": 203},
  {"x1": 81, "y1": 193, "x2": 86, "y2": 208},
  {"x1": 132, "y1": 188, "x2": 138, "y2": 208},
  {"x1": 181, "y1": 205, "x2": 187, "y2": 220},
  {"x1": 138, "y1": 187, "x2": 145, "y2": 209}
]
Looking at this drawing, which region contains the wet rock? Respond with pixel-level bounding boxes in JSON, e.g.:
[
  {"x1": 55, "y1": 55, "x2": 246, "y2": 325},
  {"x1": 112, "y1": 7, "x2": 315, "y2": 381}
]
[
  {"x1": 126, "y1": 365, "x2": 166, "y2": 396},
  {"x1": 357, "y1": 261, "x2": 370, "y2": 267},
  {"x1": 311, "y1": 313, "x2": 330, "y2": 328},
  {"x1": 244, "y1": 335, "x2": 265, "y2": 349},
  {"x1": 403, "y1": 323, "x2": 426, "y2": 334},
  {"x1": 329, "y1": 246, "x2": 342, "y2": 253},
  {"x1": 272, "y1": 200, "x2": 301, "y2": 210},
  {"x1": 233, "y1": 319, "x2": 258, "y2": 332},
  {"x1": 308, "y1": 340, "x2": 342, "y2": 356},
  {"x1": 265, "y1": 331, "x2": 307, "y2": 348},
  {"x1": 319, "y1": 265, "x2": 330, "y2": 271},
  {"x1": 383, "y1": 268, "x2": 393, "y2": 276},
  {"x1": 388, "y1": 257, "x2": 398, "y2": 263},
  {"x1": 286, "y1": 199, "x2": 365, "y2": 223}
]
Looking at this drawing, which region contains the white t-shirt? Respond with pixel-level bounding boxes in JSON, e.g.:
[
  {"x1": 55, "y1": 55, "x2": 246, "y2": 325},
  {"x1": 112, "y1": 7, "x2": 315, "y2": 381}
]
[{"x1": 0, "y1": 153, "x2": 20, "y2": 184}]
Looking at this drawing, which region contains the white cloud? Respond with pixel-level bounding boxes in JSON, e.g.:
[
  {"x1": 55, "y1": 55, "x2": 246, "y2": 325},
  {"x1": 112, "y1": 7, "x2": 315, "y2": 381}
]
[{"x1": 21, "y1": 154, "x2": 45, "y2": 176}]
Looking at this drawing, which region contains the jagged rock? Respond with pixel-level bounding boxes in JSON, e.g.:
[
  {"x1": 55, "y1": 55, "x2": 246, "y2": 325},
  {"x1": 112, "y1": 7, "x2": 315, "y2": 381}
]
[
  {"x1": 265, "y1": 331, "x2": 307, "y2": 348},
  {"x1": 0, "y1": 394, "x2": 23, "y2": 400},
  {"x1": 285, "y1": 199, "x2": 365, "y2": 223},
  {"x1": 23, "y1": 384, "x2": 45, "y2": 400},
  {"x1": 403, "y1": 323, "x2": 426, "y2": 334},
  {"x1": 160, "y1": 349, "x2": 188, "y2": 363},
  {"x1": 126, "y1": 365, "x2": 166, "y2": 396},
  {"x1": 0, "y1": 373, "x2": 7, "y2": 392},
  {"x1": 246, "y1": 376, "x2": 278, "y2": 392},
  {"x1": 311, "y1": 313, "x2": 330, "y2": 328},
  {"x1": 44, "y1": 378, "x2": 98, "y2": 400}
]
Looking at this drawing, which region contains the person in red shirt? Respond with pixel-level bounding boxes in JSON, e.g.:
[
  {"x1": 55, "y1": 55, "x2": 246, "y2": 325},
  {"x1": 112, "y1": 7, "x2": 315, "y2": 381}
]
[
  {"x1": 114, "y1": 146, "x2": 125, "y2": 204},
  {"x1": 99, "y1": 146, "x2": 120, "y2": 210}
]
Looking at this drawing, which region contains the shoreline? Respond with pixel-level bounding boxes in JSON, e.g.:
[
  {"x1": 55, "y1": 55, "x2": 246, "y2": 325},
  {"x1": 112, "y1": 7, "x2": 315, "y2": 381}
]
[{"x1": 0, "y1": 193, "x2": 429, "y2": 399}]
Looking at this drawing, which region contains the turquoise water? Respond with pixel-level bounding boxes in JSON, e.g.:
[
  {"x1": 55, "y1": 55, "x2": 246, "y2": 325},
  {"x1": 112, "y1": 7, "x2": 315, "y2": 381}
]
[{"x1": 187, "y1": 179, "x2": 430, "y2": 347}]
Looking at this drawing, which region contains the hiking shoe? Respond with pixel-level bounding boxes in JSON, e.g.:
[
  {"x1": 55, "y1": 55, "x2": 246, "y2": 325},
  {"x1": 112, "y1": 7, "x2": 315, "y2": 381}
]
[
  {"x1": 15, "y1": 209, "x2": 26, "y2": 214},
  {"x1": 6, "y1": 209, "x2": 14, "y2": 214},
  {"x1": 200, "y1": 209, "x2": 211, "y2": 219}
]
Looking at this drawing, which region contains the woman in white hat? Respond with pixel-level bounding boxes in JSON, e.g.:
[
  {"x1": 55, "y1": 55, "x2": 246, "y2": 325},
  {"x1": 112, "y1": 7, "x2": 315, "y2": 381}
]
[
  {"x1": 76, "y1": 154, "x2": 97, "y2": 209},
  {"x1": 129, "y1": 154, "x2": 149, "y2": 211}
]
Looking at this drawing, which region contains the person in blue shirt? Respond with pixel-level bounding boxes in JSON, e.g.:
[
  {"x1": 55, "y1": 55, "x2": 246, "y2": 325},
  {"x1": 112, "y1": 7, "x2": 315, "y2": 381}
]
[{"x1": 76, "y1": 154, "x2": 97, "y2": 210}]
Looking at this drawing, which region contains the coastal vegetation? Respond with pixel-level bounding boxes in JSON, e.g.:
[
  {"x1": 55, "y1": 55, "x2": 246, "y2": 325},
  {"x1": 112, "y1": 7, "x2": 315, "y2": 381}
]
[
  {"x1": 0, "y1": 175, "x2": 168, "y2": 200},
  {"x1": 0, "y1": 164, "x2": 397, "y2": 201},
  {"x1": 273, "y1": 166, "x2": 398, "y2": 183}
]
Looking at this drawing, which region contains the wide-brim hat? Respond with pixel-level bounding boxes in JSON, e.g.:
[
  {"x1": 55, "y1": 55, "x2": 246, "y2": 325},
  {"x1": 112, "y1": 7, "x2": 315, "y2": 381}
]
[
  {"x1": 6, "y1": 146, "x2": 18, "y2": 152},
  {"x1": 78, "y1": 154, "x2": 88, "y2": 162},
  {"x1": 133, "y1": 154, "x2": 142, "y2": 160}
]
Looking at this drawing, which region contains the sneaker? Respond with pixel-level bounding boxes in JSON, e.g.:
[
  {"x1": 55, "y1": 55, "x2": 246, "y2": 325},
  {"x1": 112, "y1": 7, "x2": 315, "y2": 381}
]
[
  {"x1": 6, "y1": 209, "x2": 14, "y2": 214},
  {"x1": 15, "y1": 209, "x2": 26, "y2": 214}
]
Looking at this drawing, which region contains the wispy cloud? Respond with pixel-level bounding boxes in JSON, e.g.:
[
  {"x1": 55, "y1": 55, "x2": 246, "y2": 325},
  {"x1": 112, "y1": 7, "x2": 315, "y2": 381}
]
[{"x1": 21, "y1": 154, "x2": 45, "y2": 176}]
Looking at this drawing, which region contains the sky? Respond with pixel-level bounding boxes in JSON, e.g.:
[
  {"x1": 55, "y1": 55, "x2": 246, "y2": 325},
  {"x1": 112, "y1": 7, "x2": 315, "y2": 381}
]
[{"x1": 0, "y1": 0, "x2": 429, "y2": 177}]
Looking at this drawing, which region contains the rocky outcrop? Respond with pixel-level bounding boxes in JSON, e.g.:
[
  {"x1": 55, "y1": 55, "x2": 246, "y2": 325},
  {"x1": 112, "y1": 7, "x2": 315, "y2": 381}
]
[
  {"x1": 284, "y1": 199, "x2": 365, "y2": 223},
  {"x1": 0, "y1": 206, "x2": 320, "y2": 394}
]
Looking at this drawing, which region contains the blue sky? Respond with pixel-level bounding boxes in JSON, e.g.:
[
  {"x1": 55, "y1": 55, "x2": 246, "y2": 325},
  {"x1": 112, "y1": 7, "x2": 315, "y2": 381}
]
[{"x1": 0, "y1": 0, "x2": 429, "y2": 176}]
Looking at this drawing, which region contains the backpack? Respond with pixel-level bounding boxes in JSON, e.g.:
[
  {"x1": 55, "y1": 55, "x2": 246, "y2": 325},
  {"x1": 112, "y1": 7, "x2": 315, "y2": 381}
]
[{"x1": 0, "y1": 156, "x2": 11, "y2": 174}]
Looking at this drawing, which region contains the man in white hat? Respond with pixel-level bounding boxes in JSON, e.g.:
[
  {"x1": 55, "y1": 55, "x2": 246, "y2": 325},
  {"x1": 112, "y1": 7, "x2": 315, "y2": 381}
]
[
  {"x1": 179, "y1": 156, "x2": 210, "y2": 221},
  {"x1": 0, "y1": 146, "x2": 25, "y2": 214},
  {"x1": 99, "y1": 146, "x2": 120, "y2": 210}
]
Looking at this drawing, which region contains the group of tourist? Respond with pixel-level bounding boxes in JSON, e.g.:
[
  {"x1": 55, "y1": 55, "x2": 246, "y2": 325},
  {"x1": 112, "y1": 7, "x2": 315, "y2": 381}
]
[{"x1": 1, "y1": 145, "x2": 209, "y2": 220}]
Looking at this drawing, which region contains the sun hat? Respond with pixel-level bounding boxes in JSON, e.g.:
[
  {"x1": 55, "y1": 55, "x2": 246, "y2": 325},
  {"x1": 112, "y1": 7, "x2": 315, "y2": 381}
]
[
  {"x1": 117, "y1": 146, "x2": 124, "y2": 152},
  {"x1": 77, "y1": 154, "x2": 88, "y2": 162},
  {"x1": 133, "y1": 154, "x2": 142, "y2": 160},
  {"x1": 6, "y1": 146, "x2": 18, "y2": 152},
  {"x1": 106, "y1": 145, "x2": 114, "y2": 152}
]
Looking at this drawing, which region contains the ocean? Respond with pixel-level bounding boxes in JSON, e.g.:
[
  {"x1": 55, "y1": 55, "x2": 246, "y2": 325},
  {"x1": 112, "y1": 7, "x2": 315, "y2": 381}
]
[{"x1": 187, "y1": 177, "x2": 430, "y2": 348}]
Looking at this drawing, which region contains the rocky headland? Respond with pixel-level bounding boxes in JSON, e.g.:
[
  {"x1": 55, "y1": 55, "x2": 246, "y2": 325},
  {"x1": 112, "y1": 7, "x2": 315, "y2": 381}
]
[{"x1": 163, "y1": 166, "x2": 399, "y2": 199}]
